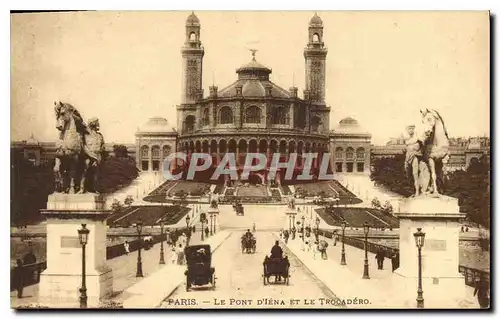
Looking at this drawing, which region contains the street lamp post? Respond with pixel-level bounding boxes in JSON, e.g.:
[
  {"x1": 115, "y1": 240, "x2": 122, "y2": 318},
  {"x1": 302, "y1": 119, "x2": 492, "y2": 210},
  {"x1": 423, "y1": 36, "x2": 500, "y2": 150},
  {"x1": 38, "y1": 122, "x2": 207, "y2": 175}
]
[
  {"x1": 135, "y1": 219, "x2": 144, "y2": 277},
  {"x1": 315, "y1": 216, "x2": 320, "y2": 242},
  {"x1": 159, "y1": 219, "x2": 165, "y2": 265},
  {"x1": 201, "y1": 216, "x2": 205, "y2": 241},
  {"x1": 414, "y1": 228, "x2": 426, "y2": 308},
  {"x1": 77, "y1": 224, "x2": 90, "y2": 308},
  {"x1": 209, "y1": 213, "x2": 214, "y2": 236},
  {"x1": 362, "y1": 221, "x2": 370, "y2": 279},
  {"x1": 301, "y1": 216, "x2": 305, "y2": 242},
  {"x1": 340, "y1": 221, "x2": 347, "y2": 266},
  {"x1": 186, "y1": 215, "x2": 191, "y2": 246}
]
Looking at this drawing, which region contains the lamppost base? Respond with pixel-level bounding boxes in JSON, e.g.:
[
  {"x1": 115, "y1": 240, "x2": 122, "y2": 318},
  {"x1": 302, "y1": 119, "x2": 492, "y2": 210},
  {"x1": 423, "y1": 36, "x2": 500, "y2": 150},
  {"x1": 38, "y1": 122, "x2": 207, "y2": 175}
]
[
  {"x1": 362, "y1": 263, "x2": 370, "y2": 279},
  {"x1": 416, "y1": 299, "x2": 424, "y2": 308},
  {"x1": 340, "y1": 253, "x2": 346, "y2": 266},
  {"x1": 136, "y1": 264, "x2": 144, "y2": 277},
  {"x1": 79, "y1": 288, "x2": 87, "y2": 308}
]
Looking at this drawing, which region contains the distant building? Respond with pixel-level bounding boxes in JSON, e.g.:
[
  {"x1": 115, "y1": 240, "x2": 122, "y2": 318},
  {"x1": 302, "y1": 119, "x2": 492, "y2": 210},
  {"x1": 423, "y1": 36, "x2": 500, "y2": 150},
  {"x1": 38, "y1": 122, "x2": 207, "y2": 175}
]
[{"x1": 371, "y1": 136, "x2": 490, "y2": 171}]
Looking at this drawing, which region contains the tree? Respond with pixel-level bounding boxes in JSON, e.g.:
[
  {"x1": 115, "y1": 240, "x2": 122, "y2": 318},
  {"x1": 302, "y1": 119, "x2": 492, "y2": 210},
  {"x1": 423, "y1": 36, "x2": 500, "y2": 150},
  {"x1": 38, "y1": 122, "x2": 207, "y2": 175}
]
[
  {"x1": 371, "y1": 197, "x2": 381, "y2": 209},
  {"x1": 97, "y1": 156, "x2": 139, "y2": 194},
  {"x1": 124, "y1": 195, "x2": 134, "y2": 206},
  {"x1": 111, "y1": 199, "x2": 123, "y2": 213},
  {"x1": 112, "y1": 145, "x2": 129, "y2": 158},
  {"x1": 383, "y1": 200, "x2": 393, "y2": 214},
  {"x1": 370, "y1": 154, "x2": 490, "y2": 227}
]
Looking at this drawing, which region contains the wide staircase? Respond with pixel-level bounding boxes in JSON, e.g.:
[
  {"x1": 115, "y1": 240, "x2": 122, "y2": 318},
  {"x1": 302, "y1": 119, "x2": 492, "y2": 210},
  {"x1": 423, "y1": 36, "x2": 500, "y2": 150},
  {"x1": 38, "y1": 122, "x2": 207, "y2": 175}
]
[{"x1": 237, "y1": 184, "x2": 268, "y2": 197}]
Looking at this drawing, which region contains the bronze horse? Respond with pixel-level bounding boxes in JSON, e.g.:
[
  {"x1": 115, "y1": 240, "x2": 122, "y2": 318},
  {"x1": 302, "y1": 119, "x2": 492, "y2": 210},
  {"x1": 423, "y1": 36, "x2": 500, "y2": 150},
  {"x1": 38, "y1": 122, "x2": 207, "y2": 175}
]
[{"x1": 53, "y1": 101, "x2": 105, "y2": 194}]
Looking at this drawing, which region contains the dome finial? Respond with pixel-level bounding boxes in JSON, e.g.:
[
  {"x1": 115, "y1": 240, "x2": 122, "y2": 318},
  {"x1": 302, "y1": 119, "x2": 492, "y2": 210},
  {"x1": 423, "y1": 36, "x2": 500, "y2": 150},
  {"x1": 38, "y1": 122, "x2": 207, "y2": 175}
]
[
  {"x1": 249, "y1": 48, "x2": 258, "y2": 61},
  {"x1": 186, "y1": 11, "x2": 200, "y2": 25},
  {"x1": 309, "y1": 12, "x2": 323, "y2": 26}
]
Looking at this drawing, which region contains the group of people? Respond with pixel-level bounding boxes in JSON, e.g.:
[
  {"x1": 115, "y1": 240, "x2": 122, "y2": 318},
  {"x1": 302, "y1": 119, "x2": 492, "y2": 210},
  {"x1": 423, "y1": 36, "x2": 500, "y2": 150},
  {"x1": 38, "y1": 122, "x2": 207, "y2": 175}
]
[{"x1": 374, "y1": 248, "x2": 400, "y2": 272}]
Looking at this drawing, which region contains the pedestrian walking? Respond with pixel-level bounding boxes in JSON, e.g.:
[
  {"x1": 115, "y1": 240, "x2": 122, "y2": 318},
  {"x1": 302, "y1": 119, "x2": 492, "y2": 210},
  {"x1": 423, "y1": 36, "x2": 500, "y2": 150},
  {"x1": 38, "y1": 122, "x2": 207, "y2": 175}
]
[
  {"x1": 312, "y1": 241, "x2": 320, "y2": 260},
  {"x1": 391, "y1": 252, "x2": 400, "y2": 272},
  {"x1": 204, "y1": 226, "x2": 209, "y2": 238},
  {"x1": 375, "y1": 249, "x2": 385, "y2": 270},
  {"x1": 318, "y1": 240, "x2": 329, "y2": 260},
  {"x1": 474, "y1": 275, "x2": 490, "y2": 309},
  {"x1": 13, "y1": 259, "x2": 24, "y2": 298},
  {"x1": 124, "y1": 241, "x2": 130, "y2": 255},
  {"x1": 176, "y1": 244, "x2": 185, "y2": 265}
]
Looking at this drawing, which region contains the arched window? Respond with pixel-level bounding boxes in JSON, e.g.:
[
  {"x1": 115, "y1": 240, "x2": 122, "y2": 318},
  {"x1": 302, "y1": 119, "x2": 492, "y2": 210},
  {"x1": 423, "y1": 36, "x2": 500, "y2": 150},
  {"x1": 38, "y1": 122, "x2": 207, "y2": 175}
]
[
  {"x1": 346, "y1": 147, "x2": 354, "y2": 160},
  {"x1": 140, "y1": 145, "x2": 149, "y2": 159},
  {"x1": 151, "y1": 146, "x2": 160, "y2": 159},
  {"x1": 162, "y1": 145, "x2": 171, "y2": 159},
  {"x1": 313, "y1": 33, "x2": 320, "y2": 43},
  {"x1": 245, "y1": 105, "x2": 261, "y2": 124},
  {"x1": 202, "y1": 108, "x2": 210, "y2": 126},
  {"x1": 335, "y1": 147, "x2": 343, "y2": 159},
  {"x1": 271, "y1": 106, "x2": 288, "y2": 125},
  {"x1": 311, "y1": 116, "x2": 322, "y2": 132},
  {"x1": 184, "y1": 115, "x2": 196, "y2": 133},
  {"x1": 356, "y1": 147, "x2": 365, "y2": 159},
  {"x1": 189, "y1": 32, "x2": 197, "y2": 42},
  {"x1": 219, "y1": 107, "x2": 233, "y2": 124}
]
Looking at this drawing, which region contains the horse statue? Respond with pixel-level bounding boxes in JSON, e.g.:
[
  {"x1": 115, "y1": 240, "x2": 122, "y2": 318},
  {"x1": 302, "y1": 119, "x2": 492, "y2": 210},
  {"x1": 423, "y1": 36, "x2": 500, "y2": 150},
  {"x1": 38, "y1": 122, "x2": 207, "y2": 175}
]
[
  {"x1": 419, "y1": 108, "x2": 450, "y2": 195},
  {"x1": 53, "y1": 101, "x2": 105, "y2": 194}
]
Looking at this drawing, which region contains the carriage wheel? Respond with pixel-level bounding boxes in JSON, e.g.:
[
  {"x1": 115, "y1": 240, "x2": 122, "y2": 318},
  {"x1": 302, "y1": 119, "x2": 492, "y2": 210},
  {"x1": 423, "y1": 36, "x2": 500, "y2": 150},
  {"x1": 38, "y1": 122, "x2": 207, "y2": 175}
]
[{"x1": 212, "y1": 274, "x2": 216, "y2": 289}]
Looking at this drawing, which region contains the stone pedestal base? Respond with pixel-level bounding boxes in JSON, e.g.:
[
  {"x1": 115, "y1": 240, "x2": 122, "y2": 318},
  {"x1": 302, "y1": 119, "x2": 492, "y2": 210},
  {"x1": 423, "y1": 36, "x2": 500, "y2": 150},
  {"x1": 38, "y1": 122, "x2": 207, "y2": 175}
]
[
  {"x1": 39, "y1": 268, "x2": 113, "y2": 308},
  {"x1": 393, "y1": 271, "x2": 466, "y2": 308},
  {"x1": 39, "y1": 193, "x2": 113, "y2": 308},
  {"x1": 394, "y1": 195, "x2": 467, "y2": 308}
]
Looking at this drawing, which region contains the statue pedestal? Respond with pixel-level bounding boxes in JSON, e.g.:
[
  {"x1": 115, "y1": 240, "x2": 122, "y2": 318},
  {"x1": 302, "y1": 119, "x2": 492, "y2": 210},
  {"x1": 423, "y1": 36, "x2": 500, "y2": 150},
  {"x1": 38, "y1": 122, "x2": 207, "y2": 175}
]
[
  {"x1": 39, "y1": 193, "x2": 113, "y2": 308},
  {"x1": 394, "y1": 195, "x2": 466, "y2": 307},
  {"x1": 207, "y1": 207, "x2": 220, "y2": 233},
  {"x1": 285, "y1": 208, "x2": 297, "y2": 231}
]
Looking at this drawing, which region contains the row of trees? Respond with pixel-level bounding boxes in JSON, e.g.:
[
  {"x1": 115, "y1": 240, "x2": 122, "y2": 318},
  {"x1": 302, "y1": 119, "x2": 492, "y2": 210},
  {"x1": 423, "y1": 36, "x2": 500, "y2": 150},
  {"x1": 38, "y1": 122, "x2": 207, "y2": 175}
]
[
  {"x1": 11, "y1": 145, "x2": 139, "y2": 226},
  {"x1": 370, "y1": 153, "x2": 490, "y2": 227}
]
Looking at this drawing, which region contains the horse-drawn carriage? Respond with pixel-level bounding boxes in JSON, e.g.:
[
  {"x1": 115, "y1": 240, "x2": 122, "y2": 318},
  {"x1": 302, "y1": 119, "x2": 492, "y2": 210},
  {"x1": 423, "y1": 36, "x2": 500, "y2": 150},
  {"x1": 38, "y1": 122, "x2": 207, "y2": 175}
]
[
  {"x1": 233, "y1": 202, "x2": 244, "y2": 216},
  {"x1": 262, "y1": 256, "x2": 290, "y2": 285},
  {"x1": 184, "y1": 245, "x2": 216, "y2": 291},
  {"x1": 241, "y1": 235, "x2": 256, "y2": 254}
]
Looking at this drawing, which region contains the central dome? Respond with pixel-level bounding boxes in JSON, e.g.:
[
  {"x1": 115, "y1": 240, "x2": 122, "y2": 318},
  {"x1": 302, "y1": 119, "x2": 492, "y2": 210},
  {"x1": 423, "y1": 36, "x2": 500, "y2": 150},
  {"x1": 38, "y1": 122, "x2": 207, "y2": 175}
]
[{"x1": 138, "y1": 117, "x2": 176, "y2": 133}]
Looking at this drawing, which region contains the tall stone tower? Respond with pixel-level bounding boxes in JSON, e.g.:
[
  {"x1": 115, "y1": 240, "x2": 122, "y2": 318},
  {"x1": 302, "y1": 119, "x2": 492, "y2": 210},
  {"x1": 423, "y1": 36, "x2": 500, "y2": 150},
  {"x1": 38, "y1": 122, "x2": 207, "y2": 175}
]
[
  {"x1": 181, "y1": 12, "x2": 205, "y2": 104},
  {"x1": 304, "y1": 13, "x2": 328, "y2": 104}
]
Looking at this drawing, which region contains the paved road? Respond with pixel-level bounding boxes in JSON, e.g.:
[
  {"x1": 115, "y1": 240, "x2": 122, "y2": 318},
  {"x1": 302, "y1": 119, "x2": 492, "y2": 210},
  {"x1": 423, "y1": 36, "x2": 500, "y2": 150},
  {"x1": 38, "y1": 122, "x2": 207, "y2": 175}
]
[
  {"x1": 160, "y1": 231, "x2": 341, "y2": 309},
  {"x1": 218, "y1": 204, "x2": 287, "y2": 231}
]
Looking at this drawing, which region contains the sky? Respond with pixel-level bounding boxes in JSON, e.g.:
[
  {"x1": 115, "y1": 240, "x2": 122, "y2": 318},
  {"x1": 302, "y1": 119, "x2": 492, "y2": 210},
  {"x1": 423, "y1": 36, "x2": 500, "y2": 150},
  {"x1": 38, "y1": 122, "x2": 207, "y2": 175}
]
[{"x1": 10, "y1": 11, "x2": 490, "y2": 145}]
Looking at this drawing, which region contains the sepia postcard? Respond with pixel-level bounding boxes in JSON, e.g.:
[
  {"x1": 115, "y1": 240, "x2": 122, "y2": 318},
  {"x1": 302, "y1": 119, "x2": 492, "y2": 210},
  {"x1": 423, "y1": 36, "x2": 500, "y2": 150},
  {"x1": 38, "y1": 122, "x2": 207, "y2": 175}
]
[{"x1": 10, "y1": 10, "x2": 490, "y2": 310}]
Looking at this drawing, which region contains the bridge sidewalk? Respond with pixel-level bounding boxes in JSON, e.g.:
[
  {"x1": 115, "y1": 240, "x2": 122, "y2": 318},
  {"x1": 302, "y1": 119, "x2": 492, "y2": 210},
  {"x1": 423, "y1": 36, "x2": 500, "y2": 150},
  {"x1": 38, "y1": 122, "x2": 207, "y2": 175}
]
[
  {"x1": 120, "y1": 230, "x2": 231, "y2": 308},
  {"x1": 279, "y1": 234, "x2": 478, "y2": 309},
  {"x1": 11, "y1": 216, "x2": 211, "y2": 309}
]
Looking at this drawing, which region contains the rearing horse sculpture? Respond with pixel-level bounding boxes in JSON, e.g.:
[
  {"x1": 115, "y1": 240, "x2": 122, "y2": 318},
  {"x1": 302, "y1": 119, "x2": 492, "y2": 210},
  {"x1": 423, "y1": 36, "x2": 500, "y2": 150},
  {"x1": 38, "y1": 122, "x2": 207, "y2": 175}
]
[
  {"x1": 54, "y1": 101, "x2": 105, "y2": 194},
  {"x1": 420, "y1": 108, "x2": 450, "y2": 195}
]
